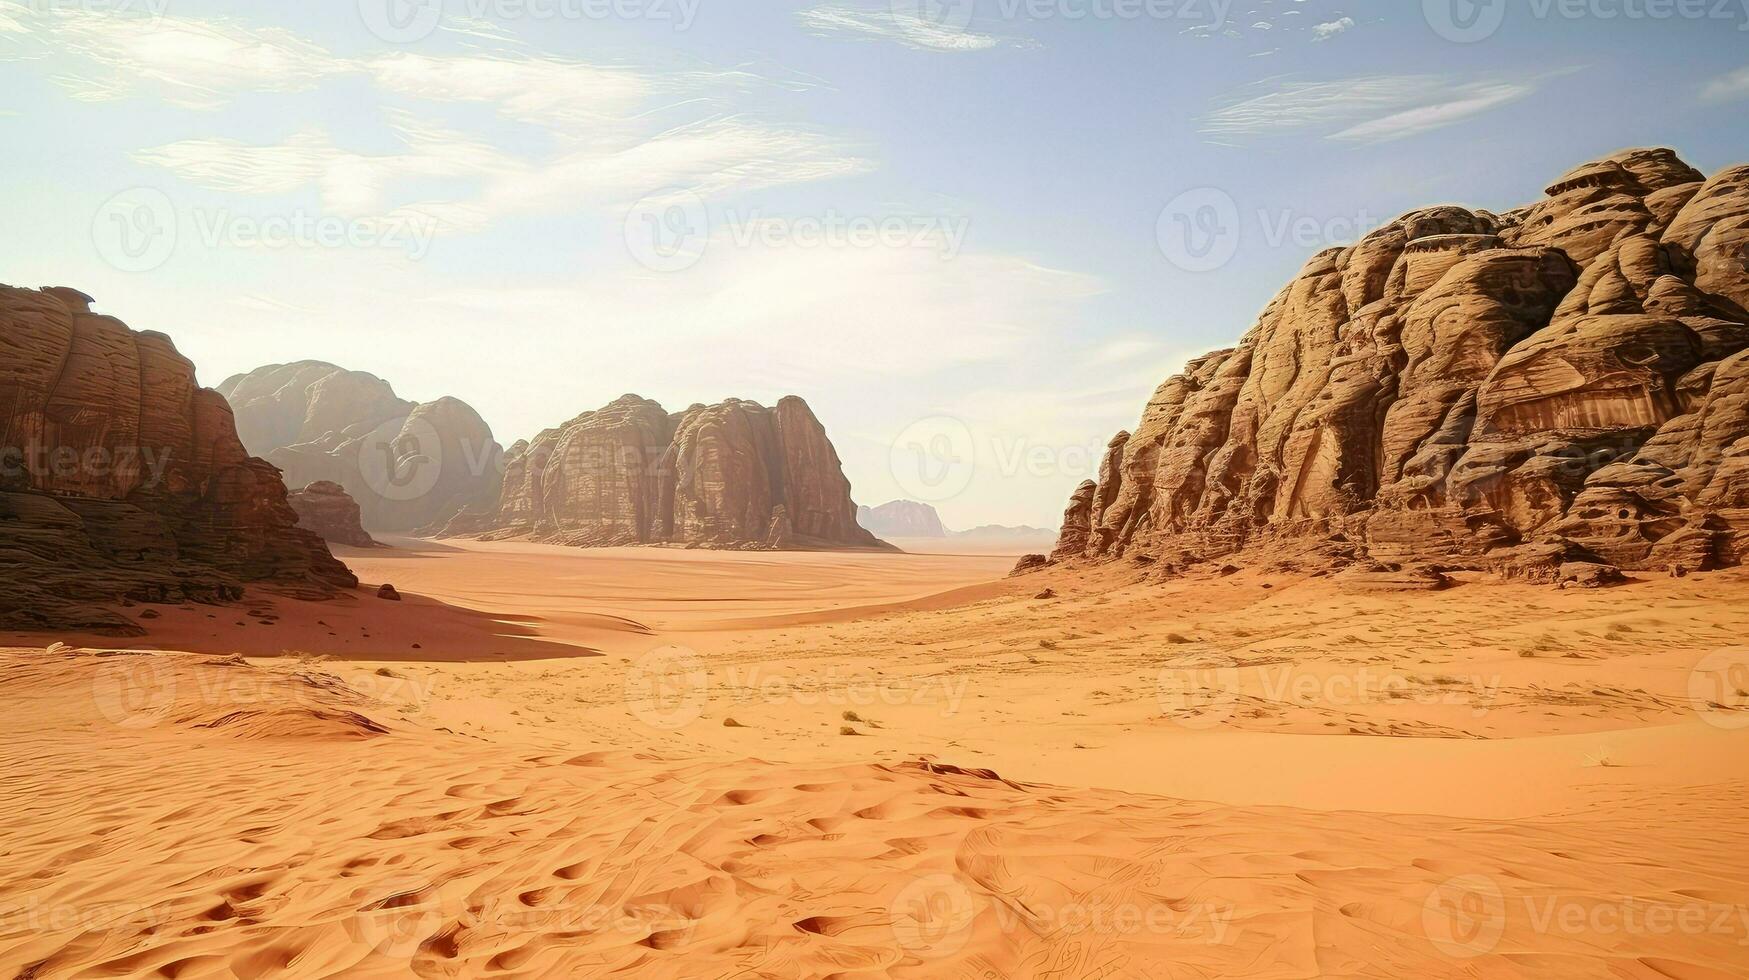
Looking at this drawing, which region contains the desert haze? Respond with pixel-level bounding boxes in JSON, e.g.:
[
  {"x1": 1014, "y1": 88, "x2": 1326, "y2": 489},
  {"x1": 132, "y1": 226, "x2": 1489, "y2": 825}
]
[{"x1": 4, "y1": 4, "x2": 1749, "y2": 978}]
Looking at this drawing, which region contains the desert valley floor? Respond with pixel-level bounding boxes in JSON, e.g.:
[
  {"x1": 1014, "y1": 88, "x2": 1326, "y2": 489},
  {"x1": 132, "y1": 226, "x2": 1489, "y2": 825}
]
[{"x1": 4, "y1": 542, "x2": 1749, "y2": 978}]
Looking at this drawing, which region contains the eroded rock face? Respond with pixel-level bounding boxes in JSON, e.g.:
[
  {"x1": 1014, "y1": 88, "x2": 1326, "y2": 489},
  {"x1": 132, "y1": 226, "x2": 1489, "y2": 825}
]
[
  {"x1": 441, "y1": 394, "x2": 887, "y2": 551},
  {"x1": 0, "y1": 287, "x2": 356, "y2": 634},
  {"x1": 217, "y1": 363, "x2": 504, "y2": 533},
  {"x1": 287, "y1": 481, "x2": 376, "y2": 548},
  {"x1": 1054, "y1": 148, "x2": 1749, "y2": 577}
]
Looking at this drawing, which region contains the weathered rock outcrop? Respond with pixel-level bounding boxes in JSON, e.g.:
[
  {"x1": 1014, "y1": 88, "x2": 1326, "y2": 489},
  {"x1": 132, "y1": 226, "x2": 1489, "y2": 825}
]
[
  {"x1": 0, "y1": 287, "x2": 356, "y2": 634},
  {"x1": 858, "y1": 500, "x2": 949, "y2": 538},
  {"x1": 288, "y1": 481, "x2": 376, "y2": 548},
  {"x1": 217, "y1": 362, "x2": 503, "y2": 533},
  {"x1": 1050, "y1": 149, "x2": 1749, "y2": 578},
  {"x1": 440, "y1": 394, "x2": 888, "y2": 551}
]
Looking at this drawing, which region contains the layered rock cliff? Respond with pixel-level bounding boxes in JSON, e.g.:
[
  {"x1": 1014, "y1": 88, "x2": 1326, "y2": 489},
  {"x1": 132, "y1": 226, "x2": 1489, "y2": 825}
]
[
  {"x1": 217, "y1": 362, "x2": 504, "y2": 533},
  {"x1": 0, "y1": 287, "x2": 357, "y2": 634},
  {"x1": 1050, "y1": 148, "x2": 1749, "y2": 579},
  {"x1": 439, "y1": 394, "x2": 888, "y2": 551},
  {"x1": 288, "y1": 481, "x2": 377, "y2": 548}
]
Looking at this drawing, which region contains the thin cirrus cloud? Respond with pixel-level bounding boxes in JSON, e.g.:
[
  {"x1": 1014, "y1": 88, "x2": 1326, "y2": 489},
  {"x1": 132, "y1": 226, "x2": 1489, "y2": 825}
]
[
  {"x1": 1198, "y1": 71, "x2": 1573, "y2": 145},
  {"x1": 0, "y1": 6, "x2": 344, "y2": 108},
  {"x1": 7, "y1": 6, "x2": 871, "y2": 233},
  {"x1": 135, "y1": 111, "x2": 870, "y2": 232},
  {"x1": 1701, "y1": 66, "x2": 1749, "y2": 103},
  {"x1": 796, "y1": 4, "x2": 1028, "y2": 52}
]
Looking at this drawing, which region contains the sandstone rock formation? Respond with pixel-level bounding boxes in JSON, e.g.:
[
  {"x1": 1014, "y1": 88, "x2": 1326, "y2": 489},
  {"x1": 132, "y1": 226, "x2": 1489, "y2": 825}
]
[
  {"x1": 217, "y1": 363, "x2": 503, "y2": 533},
  {"x1": 287, "y1": 481, "x2": 376, "y2": 548},
  {"x1": 858, "y1": 500, "x2": 949, "y2": 538},
  {"x1": 0, "y1": 287, "x2": 357, "y2": 634},
  {"x1": 1048, "y1": 149, "x2": 1749, "y2": 579},
  {"x1": 440, "y1": 394, "x2": 888, "y2": 551}
]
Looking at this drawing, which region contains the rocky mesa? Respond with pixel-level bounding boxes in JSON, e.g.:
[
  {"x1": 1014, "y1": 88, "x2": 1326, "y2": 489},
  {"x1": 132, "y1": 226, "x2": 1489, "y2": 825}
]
[
  {"x1": 1048, "y1": 148, "x2": 1749, "y2": 580},
  {"x1": 0, "y1": 287, "x2": 357, "y2": 635},
  {"x1": 218, "y1": 362, "x2": 504, "y2": 534},
  {"x1": 440, "y1": 394, "x2": 888, "y2": 551},
  {"x1": 858, "y1": 499, "x2": 950, "y2": 538}
]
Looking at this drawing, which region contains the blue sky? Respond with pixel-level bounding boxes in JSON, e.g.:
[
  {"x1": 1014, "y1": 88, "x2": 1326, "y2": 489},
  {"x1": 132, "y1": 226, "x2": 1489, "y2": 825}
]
[{"x1": 2, "y1": 0, "x2": 1746, "y2": 527}]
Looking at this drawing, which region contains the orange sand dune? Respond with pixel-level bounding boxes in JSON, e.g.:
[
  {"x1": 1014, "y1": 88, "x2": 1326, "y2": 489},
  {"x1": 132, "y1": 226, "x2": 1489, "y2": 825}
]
[
  {"x1": 4, "y1": 541, "x2": 1749, "y2": 977},
  {"x1": 2, "y1": 648, "x2": 1746, "y2": 979}
]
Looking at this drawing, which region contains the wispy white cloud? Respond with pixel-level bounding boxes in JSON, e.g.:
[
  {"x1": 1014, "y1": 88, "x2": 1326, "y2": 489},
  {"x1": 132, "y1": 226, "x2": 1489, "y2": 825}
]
[
  {"x1": 365, "y1": 53, "x2": 651, "y2": 133},
  {"x1": 137, "y1": 111, "x2": 869, "y2": 234},
  {"x1": 6, "y1": 6, "x2": 871, "y2": 234},
  {"x1": 1200, "y1": 71, "x2": 1569, "y2": 144},
  {"x1": 1701, "y1": 66, "x2": 1749, "y2": 103},
  {"x1": 796, "y1": 4, "x2": 1028, "y2": 52},
  {"x1": 1311, "y1": 16, "x2": 1355, "y2": 40},
  {"x1": 1, "y1": 8, "x2": 344, "y2": 108}
]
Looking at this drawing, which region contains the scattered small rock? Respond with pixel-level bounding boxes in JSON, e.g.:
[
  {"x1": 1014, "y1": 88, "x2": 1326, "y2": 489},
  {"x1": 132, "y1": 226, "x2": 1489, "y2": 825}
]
[
  {"x1": 377, "y1": 584, "x2": 402, "y2": 601},
  {"x1": 1557, "y1": 562, "x2": 1626, "y2": 589},
  {"x1": 723, "y1": 717, "x2": 746, "y2": 728},
  {"x1": 1034, "y1": 588, "x2": 1057, "y2": 600},
  {"x1": 139, "y1": 609, "x2": 160, "y2": 620}
]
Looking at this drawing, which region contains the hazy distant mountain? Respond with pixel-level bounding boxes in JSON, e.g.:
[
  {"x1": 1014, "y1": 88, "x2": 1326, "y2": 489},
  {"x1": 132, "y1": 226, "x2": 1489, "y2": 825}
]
[
  {"x1": 857, "y1": 500, "x2": 1056, "y2": 546},
  {"x1": 857, "y1": 500, "x2": 948, "y2": 538},
  {"x1": 954, "y1": 524, "x2": 1058, "y2": 544}
]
